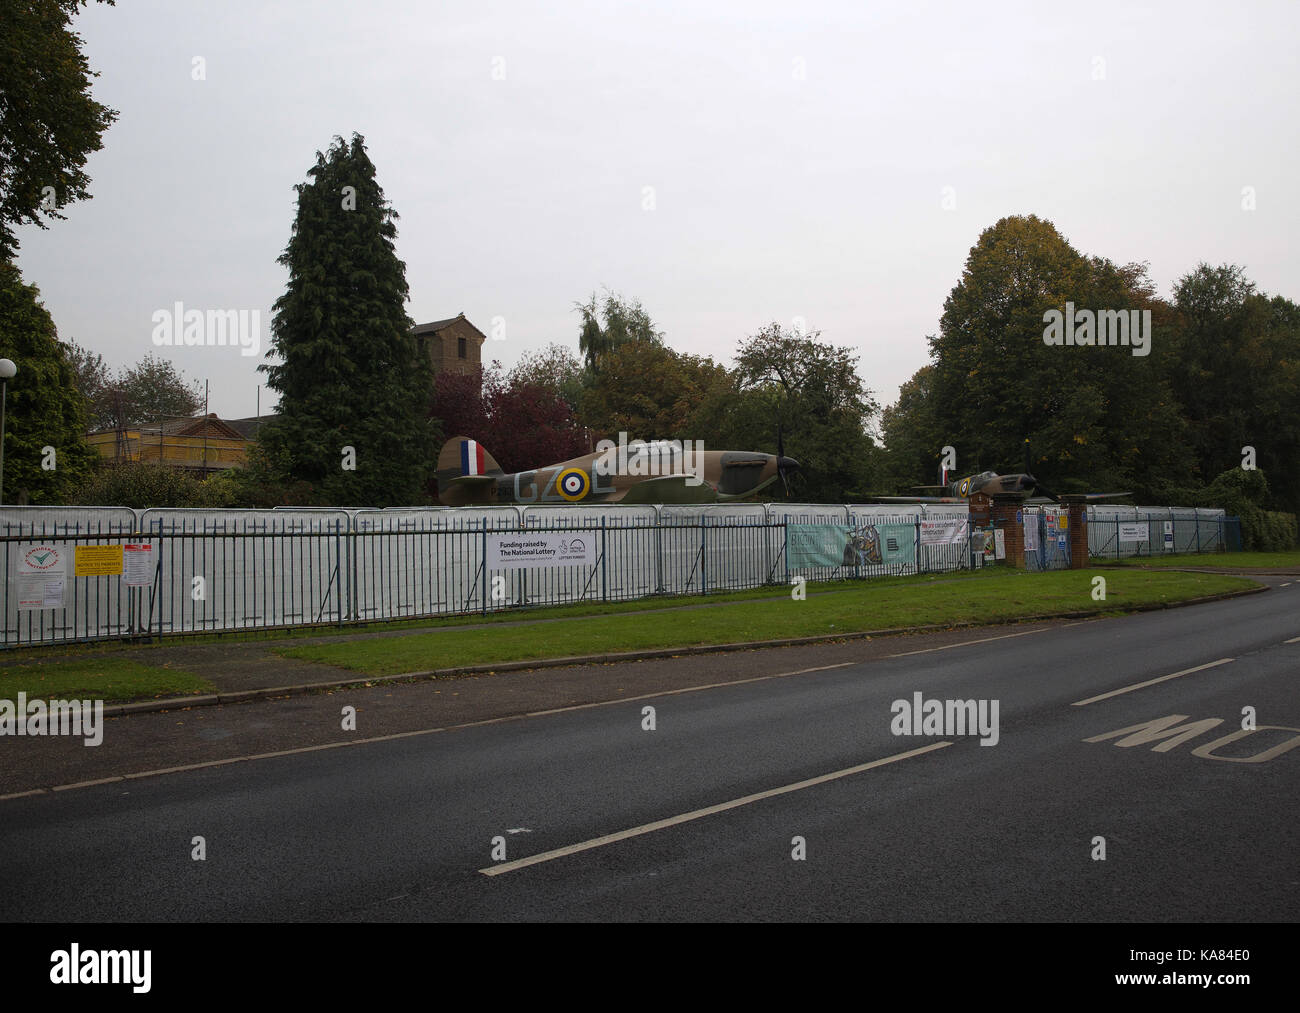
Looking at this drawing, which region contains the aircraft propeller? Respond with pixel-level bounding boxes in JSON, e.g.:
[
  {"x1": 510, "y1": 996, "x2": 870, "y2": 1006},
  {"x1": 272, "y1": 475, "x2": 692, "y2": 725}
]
[
  {"x1": 1023, "y1": 439, "x2": 1060, "y2": 502},
  {"x1": 777, "y1": 425, "x2": 791, "y2": 497}
]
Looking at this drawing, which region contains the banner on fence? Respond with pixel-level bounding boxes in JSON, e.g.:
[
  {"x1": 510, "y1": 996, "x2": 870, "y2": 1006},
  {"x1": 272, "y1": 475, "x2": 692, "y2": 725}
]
[
  {"x1": 486, "y1": 533, "x2": 596, "y2": 569},
  {"x1": 920, "y1": 518, "x2": 970, "y2": 546},
  {"x1": 788, "y1": 523, "x2": 916, "y2": 568},
  {"x1": 1024, "y1": 518, "x2": 1039, "y2": 552},
  {"x1": 1119, "y1": 522, "x2": 1149, "y2": 543}
]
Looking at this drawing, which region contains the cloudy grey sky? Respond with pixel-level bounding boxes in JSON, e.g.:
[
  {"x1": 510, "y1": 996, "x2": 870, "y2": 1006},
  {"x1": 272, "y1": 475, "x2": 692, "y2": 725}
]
[{"x1": 15, "y1": 0, "x2": 1300, "y2": 425}]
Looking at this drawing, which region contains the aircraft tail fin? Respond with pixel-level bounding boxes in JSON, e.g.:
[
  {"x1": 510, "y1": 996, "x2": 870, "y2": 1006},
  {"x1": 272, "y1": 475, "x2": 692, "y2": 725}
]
[{"x1": 437, "y1": 437, "x2": 503, "y2": 482}]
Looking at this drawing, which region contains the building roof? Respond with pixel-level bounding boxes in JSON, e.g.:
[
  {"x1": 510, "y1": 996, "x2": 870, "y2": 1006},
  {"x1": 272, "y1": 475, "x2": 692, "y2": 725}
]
[
  {"x1": 89, "y1": 414, "x2": 251, "y2": 441},
  {"x1": 226, "y1": 414, "x2": 278, "y2": 439},
  {"x1": 412, "y1": 313, "x2": 487, "y2": 342}
]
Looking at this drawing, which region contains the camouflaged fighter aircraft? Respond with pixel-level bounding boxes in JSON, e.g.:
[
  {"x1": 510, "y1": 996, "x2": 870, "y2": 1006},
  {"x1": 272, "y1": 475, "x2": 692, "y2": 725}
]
[
  {"x1": 436, "y1": 436, "x2": 800, "y2": 506},
  {"x1": 871, "y1": 445, "x2": 1129, "y2": 505}
]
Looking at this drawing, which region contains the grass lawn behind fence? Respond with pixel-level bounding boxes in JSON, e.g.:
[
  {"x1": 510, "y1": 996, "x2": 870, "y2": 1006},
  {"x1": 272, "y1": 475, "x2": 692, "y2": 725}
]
[
  {"x1": 1097, "y1": 551, "x2": 1300, "y2": 569},
  {"x1": 276, "y1": 569, "x2": 1255, "y2": 677},
  {"x1": 0, "y1": 659, "x2": 215, "y2": 704}
]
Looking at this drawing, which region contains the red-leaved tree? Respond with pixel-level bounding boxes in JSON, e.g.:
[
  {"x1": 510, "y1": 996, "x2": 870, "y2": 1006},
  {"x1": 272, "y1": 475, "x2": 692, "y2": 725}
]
[{"x1": 431, "y1": 362, "x2": 588, "y2": 479}]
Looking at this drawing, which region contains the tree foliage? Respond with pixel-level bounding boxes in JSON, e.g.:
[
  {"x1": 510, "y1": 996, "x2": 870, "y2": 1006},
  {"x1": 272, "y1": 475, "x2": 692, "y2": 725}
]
[
  {"x1": 903, "y1": 215, "x2": 1191, "y2": 497},
  {"x1": 63, "y1": 341, "x2": 205, "y2": 429},
  {"x1": 0, "y1": 0, "x2": 118, "y2": 259},
  {"x1": 432, "y1": 362, "x2": 586, "y2": 476},
  {"x1": 0, "y1": 263, "x2": 95, "y2": 502},
  {"x1": 1163, "y1": 265, "x2": 1300, "y2": 507},
  {"x1": 730, "y1": 324, "x2": 882, "y2": 501},
  {"x1": 579, "y1": 341, "x2": 728, "y2": 443},
  {"x1": 575, "y1": 288, "x2": 662, "y2": 371},
  {"x1": 507, "y1": 343, "x2": 586, "y2": 412},
  {"x1": 259, "y1": 133, "x2": 435, "y2": 506}
]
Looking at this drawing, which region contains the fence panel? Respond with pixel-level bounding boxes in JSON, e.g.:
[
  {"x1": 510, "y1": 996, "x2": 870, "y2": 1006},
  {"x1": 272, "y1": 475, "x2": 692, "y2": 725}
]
[
  {"x1": 139, "y1": 509, "x2": 349, "y2": 635},
  {"x1": 1, "y1": 508, "x2": 140, "y2": 646}
]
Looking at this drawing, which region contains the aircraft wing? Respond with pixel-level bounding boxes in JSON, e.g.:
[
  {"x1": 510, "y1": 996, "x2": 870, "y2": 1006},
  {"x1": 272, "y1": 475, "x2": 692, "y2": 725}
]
[
  {"x1": 438, "y1": 474, "x2": 497, "y2": 507},
  {"x1": 619, "y1": 474, "x2": 718, "y2": 505},
  {"x1": 866, "y1": 496, "x2": 966, "y2": 504}
]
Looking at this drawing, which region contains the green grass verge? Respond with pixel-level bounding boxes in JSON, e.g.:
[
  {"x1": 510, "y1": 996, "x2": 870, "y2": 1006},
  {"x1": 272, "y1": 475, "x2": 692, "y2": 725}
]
[
  {"x1": 276, "y1": 569, "x2": 1256, "y2": 677},
  {"x1": 0, "y1": 659, "x2": 215, "y2": 704},
  {"x1": 1097, "y1": 551, "x2": 1300, "y2": 569},
  {"x1": 4, "y1": 567, "x2": 998, "y2": 659}
]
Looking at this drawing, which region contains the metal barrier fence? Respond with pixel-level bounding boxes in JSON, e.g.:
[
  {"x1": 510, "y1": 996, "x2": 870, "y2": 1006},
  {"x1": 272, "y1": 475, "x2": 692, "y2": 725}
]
[
  {"x1": 1086, "y1": 508, "x2": 1235, "y2": 560},
  {"x1": 2, "y1": 515, "x2": 903, "y2": 648},
  {"x1": 0, "y1": 501, "x2": 1240, "y2": 649}
]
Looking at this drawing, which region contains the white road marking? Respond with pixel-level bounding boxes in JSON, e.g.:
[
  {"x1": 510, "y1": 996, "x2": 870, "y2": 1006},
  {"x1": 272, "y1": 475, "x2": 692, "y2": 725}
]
[
  {"x1": 1285, "y1": 636, "x2": 1300, "y2": 644},
  {"x1": 887, "y1": 625, "x2": 1067, "y2": 657},
  {"x1": 479, "y1": 741, "x2": 954, "y2": 877},
  {"x1": 0, "y1": 788, "x2": 47, "y2": 802},
  {"x1": 7, "y1": 662, "x2": 858, "y2": 800},
  {"x1": 1071, "y1": 658, "x2": 1235, "y2": 707}
]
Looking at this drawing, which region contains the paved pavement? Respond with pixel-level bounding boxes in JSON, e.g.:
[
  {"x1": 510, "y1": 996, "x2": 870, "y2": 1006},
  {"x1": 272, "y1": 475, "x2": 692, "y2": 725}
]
[{"x1": 1, "y1": 575, "x2": 1296, "y2": 921}]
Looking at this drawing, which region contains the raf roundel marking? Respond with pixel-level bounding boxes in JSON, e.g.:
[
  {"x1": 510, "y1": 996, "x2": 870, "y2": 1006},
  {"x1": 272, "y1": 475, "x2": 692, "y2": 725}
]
[{"x1": 556, "y1": 468, "x2": 590, "y2": 501}]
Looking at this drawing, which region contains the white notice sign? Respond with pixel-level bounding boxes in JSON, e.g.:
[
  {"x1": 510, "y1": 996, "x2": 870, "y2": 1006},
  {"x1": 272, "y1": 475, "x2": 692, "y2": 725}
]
[
  {"x1": 994, "y1": 528, "x2": 1006, "y2": 560},
  {"x1": 14, "y1": 544, "x2": 67, "y2": 610},
  {"x1": 1119, "y1": 522, "x2": 1149, "y2": 543},
  {"x1": 919, "y1": 519, "x2": 970, "y2": 546},
  {"x1": 17, "y1": 577, "x2": 64, "y2": 610},
  {"x1": 122, "y1": 544, "x2": 155, "y2": 586},
  {"x1": 1024, "y1": 518, "x2": 1039, "y2": 552},
  {"x1": 487, "y1": 533, "x2": 597, "y2": 569}
]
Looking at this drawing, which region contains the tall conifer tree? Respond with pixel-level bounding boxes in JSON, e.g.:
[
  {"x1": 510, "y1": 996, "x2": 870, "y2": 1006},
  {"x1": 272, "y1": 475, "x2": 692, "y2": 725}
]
[{"x1": 260, "y1": 134, "x2": 434, "y2": 504}]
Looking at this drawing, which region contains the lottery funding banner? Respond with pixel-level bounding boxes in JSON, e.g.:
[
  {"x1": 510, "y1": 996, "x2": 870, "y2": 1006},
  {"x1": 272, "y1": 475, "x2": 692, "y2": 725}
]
[{"x1": 486, "y1": 533, "x2": 597, "y2": 569}]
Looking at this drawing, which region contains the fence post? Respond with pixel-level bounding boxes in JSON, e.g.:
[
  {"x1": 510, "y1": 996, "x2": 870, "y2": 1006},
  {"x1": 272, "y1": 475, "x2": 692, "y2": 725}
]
[
  {"x1": 1196, "y1": 515, "x2": 1202, "y2": 554},
  {"x1": 601, "y1": 516, "x2": 608, "y2": 602},
  {"x1": 1116, "y1": 517, "x2": 1120, "y2": 560},
  {"x1": 335, "y1": 520, "x2": 344, "y2": 626},
  {"x1": 916, "y1": 517, "x2": 923, "y2": 574},
  {"x1": 783, "y1": 519, "x2": 789, "y2": 587},
  {"x1": 481, "y1": 518, "x2": 489, "y2": 616},
  {"x1": 700, "y1": 521, "x2": 708, "y2": 594}
]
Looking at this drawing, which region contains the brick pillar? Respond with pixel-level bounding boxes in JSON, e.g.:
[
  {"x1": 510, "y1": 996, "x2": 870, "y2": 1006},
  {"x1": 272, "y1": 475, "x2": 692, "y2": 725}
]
[
  {"x1": 1062, "y1": 496, "x2": 1089, "y2": 569},
  {"x1": 990, "y1": 494, "x2": 1027, "y2": 568}
]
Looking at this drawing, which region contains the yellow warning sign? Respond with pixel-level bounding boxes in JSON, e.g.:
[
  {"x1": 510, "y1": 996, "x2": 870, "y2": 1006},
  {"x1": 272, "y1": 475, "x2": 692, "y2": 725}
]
[
  {"x1": 75, "y1": 544, "x2": 124, "y2": 577},
  {"x1": 1058, "y1": 515, "x2": 1069, "y2": 530}
]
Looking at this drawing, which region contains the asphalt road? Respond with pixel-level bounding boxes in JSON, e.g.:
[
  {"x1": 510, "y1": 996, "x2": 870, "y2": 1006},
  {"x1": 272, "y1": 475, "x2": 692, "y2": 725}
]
[{"x1": 3, "y1": 578, "x2": 1298, "y2": 922}]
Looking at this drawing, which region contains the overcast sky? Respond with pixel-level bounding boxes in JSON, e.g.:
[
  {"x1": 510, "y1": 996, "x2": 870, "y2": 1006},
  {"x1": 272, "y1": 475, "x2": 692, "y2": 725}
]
[{"x1": 14, "y1": 0, "x2": 1300, "y2": 425}]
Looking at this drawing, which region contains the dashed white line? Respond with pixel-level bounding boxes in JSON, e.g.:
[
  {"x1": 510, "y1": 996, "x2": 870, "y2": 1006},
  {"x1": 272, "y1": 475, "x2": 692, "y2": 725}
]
[
  {"x1": 1072, "y1": 658, "x2": 1235, "y2": 707},
  {"x1": 480, "y1": 741, "x2": 953, "y2": 877}
]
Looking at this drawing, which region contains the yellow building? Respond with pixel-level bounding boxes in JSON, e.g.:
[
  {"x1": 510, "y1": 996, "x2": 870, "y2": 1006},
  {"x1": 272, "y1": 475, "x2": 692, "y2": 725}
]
[{"x1": 87, "y1": 414, "x2": 252, "y2": 473}]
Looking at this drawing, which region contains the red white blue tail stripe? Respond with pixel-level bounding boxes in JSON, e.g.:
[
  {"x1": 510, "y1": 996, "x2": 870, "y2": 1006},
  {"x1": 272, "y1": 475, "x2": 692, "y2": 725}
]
[{"x1": 460, "y1": 439, "x2": 486, "y2": 476}]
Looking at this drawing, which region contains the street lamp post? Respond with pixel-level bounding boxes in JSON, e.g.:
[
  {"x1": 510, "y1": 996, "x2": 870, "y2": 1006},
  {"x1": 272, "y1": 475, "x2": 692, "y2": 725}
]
[{"x1": 0, "y1": 358, "x2": 16, "y2": 505}]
